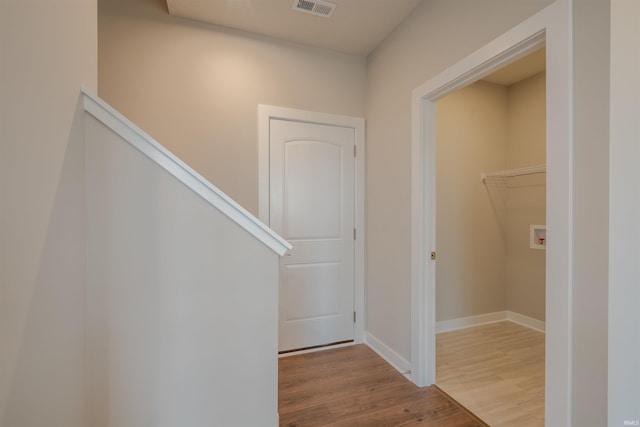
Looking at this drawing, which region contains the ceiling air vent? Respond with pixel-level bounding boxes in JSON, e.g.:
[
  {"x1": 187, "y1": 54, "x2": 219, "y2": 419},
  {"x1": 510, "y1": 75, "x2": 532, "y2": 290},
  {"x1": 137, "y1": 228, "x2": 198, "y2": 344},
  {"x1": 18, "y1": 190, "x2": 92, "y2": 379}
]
[{"x1": 292, "y1": 0, "x2": 336, "y2": 18}]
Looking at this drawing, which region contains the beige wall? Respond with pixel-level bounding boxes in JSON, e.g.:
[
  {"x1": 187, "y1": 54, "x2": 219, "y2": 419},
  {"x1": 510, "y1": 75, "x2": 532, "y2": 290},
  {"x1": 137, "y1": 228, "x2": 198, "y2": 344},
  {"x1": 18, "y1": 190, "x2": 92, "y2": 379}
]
[
  {"x1": 0, "y1": 0, "x2": 630, "y2": 423},
  {"x1": 506, "y1": 72, "x2": 546, "y2": 321},
  {"x1": 98, "y1": 0, "x2": 366, "y2": 214},
  {"x1": 435, "y1": 81, "x2": 509, "y2": 322},
  {"x1": 609, "y1": 0, "x2": 640, "y2": 422},
  {"x1": 0, "y1": 0, "x2": 97, "y2": 426},
  {"x1": 435, "y1": 73, "x2": 546, "y2": 323},
  {"x1": 571, "y1": 0, "x2": 609, "y2": 424},
  {"x1": 365, "y1": 0, "x2": 554, "y2": 360}
]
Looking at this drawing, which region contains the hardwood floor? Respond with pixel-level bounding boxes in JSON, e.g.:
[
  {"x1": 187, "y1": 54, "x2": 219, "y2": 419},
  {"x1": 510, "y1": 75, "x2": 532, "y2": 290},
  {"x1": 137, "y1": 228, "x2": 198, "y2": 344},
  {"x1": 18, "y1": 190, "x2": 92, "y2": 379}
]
[
  {"x1": 436, "y1": 321, "x2": 545, "y2": 427},
  {"x1": 279, "y1": 344, "x2": 487, "y2": 426}
]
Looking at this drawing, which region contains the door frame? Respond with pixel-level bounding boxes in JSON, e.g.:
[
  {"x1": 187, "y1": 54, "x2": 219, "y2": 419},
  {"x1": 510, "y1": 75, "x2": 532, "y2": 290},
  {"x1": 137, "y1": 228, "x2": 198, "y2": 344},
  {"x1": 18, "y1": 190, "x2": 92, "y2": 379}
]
[
  {"x1": 410, "y1": 2, "x2": 573, "y2": 425},
  {"x1": 258, "y1": 105, "x2": 366, "y2": 346}
]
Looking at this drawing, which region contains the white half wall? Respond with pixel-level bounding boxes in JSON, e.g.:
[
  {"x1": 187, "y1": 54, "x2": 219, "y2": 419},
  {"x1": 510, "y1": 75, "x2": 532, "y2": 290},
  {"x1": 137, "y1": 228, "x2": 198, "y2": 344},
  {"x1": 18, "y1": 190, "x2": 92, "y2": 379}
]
[{"x1": 85, "y1": 114, "x2": 280, "y2": 426}]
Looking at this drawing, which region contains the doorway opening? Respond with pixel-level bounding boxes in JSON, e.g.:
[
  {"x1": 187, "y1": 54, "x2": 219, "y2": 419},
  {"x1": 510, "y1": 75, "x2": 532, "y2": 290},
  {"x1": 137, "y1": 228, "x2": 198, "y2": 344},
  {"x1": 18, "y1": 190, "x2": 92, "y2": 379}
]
[
  {"x1": 410, "y1": 3, "x2": 573, "y2": 426},
  {"x1": 434, "y1": 48, "x2": 547, "y2": 426}
]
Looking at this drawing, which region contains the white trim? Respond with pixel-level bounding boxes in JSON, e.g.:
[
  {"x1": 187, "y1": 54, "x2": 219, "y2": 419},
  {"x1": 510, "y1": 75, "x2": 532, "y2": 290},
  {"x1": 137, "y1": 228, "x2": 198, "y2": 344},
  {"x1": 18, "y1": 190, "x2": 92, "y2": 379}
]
[
  {"x1": 436, "y1": 311, "x2": 509, "y2": 334},
  {"x1": 436, "y1": 311, "x2": 546, "y2": 334},
  {"x1": 410, "y1": 2, "x2": 573, "y2": 426},
  {"x1": 507, "y1": 311, "x2": 546, "y2": 333},
  {"x1": 258, "y1": 105, "x2": 366, "y2": 345},
  {"x1": 365, "y1": 332, "x2": 411, "y2": 376},
  {"x1": 81, "y1": 88, "x2": 291, "y2": 256}
]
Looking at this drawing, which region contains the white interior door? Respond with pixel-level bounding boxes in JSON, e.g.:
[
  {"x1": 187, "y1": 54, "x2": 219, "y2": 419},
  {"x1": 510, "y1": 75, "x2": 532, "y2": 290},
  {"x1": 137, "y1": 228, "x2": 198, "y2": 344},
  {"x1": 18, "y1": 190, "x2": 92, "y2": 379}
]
[{"x1": 270, "y1": 119, "x2": 355, "y2": 352}]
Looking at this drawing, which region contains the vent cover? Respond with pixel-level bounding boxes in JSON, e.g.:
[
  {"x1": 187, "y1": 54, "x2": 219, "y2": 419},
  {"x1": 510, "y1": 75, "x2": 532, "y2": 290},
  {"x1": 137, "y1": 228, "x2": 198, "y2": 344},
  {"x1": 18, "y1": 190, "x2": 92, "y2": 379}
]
[{"x1": 292, "y1": 0, "x2": 336, "y2": 18}]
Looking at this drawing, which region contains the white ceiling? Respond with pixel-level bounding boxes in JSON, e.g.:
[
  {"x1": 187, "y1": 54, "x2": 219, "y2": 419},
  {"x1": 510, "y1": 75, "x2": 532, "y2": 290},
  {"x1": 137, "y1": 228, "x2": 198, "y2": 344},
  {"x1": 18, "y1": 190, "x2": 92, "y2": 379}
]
[
  {"x1": 165, "y1": 0, "x2": 545, "y2": 80},
  {"x1": 482, "y1": 47, "x2": 546, "y2": 86},
  {"x1": 166, "y1": 0, "x2": 424, "y2": 56}
]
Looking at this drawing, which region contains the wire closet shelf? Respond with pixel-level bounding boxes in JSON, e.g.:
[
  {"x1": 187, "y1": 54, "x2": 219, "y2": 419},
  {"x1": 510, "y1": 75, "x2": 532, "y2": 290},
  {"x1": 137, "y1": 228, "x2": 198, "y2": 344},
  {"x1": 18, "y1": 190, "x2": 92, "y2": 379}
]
[{"x1": 481, "y1": 164, "x2": 546, "y2": 182}]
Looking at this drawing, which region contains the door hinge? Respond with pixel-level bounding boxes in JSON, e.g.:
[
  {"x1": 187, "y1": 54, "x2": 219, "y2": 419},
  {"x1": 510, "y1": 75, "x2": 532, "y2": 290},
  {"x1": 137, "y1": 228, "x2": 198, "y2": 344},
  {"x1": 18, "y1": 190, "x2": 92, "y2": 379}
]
[
  {"x1": 354, "y1": 145, "x2": 357, "y2": 157},
  {"x1": 354, "y1": 228, "x2": 356, "y2": 240},
  {"x1": 354, "y1": 311, "x2": 356, "y2": 323}
]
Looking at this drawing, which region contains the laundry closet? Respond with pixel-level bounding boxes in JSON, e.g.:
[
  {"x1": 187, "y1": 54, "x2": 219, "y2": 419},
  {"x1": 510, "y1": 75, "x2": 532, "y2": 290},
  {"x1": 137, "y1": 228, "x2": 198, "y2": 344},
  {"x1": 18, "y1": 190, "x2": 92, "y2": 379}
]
[
  {"x1": 435, "y1": 55, "x2": 546, "y2": 331},
  {"x1": 433, "y1": 49, "x2": 547, "y2": 426}
]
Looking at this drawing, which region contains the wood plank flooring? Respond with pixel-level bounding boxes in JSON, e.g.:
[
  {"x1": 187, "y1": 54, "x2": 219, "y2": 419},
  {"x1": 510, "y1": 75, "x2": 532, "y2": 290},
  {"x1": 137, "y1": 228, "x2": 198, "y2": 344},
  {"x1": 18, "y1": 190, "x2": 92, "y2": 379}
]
[
  {"x1": 436, "y1": 321, "x2": 545, "y2": 427},
  {"x1": 279, "y1": 344, "x2": 487, "y2": 426}
]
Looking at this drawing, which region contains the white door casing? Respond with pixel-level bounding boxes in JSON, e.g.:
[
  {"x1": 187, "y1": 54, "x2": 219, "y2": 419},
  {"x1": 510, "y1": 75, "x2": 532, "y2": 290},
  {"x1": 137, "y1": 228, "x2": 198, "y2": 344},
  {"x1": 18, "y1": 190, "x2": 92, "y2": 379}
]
[{"x1": 258, "y1": 105, "x2": 365, "y2": 352}]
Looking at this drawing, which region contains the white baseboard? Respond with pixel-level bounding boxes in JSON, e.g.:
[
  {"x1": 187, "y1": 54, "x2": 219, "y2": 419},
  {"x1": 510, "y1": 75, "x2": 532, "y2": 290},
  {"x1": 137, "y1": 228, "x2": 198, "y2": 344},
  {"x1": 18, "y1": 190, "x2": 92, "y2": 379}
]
[
  {"x1": 436, "y1": 310, "x2": 545, "y2": 334},
  {"x1": 507, "y1": 311, "x2": 546, "y2": 333},
  {"x1": 364, "y1": 332, "x2": 411, "y2": 377},
  {"x1": 436, "y1": 311, "x2": 508, "y2": 333}
]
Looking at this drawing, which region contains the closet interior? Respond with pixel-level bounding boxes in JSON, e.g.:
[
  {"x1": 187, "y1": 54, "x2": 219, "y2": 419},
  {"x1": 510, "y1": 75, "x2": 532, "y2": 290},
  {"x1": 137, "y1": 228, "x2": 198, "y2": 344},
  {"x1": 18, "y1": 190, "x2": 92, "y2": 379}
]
[{"x1": 434, "y1": 48, "x2": 547, "y2": 427}]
